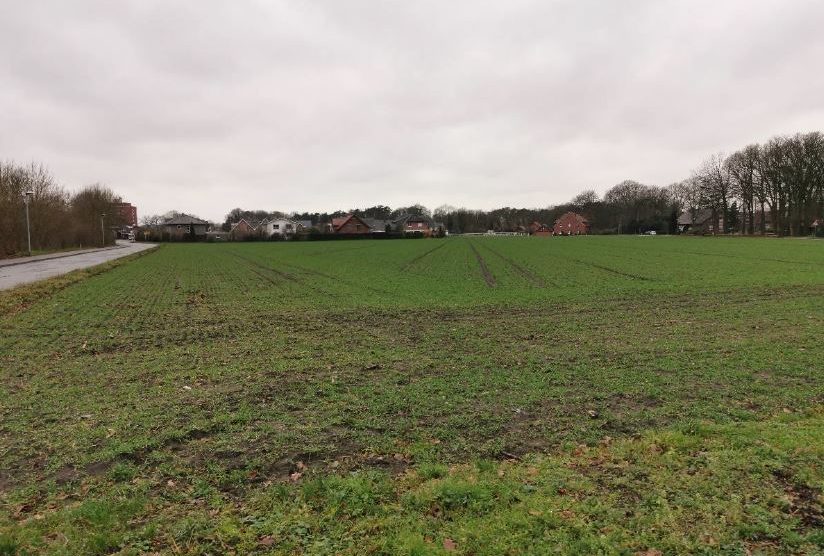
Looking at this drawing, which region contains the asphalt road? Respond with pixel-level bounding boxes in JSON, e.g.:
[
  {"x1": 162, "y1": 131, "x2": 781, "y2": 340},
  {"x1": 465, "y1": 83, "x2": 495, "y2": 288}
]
[{"x1": 0, "y1": 241, "x2": 157, "y2": 291}]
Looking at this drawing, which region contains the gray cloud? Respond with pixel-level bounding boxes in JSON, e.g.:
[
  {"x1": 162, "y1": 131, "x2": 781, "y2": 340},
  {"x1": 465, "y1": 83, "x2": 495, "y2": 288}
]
[{"x1": 2, "y1": 0, "x2": 824, "y2": 221}]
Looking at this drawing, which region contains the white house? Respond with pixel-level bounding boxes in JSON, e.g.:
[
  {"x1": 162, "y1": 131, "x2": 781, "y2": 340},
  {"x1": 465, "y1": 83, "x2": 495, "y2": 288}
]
[{"x1": 259, "y1": 218, "x2": 297, "y2": 237}]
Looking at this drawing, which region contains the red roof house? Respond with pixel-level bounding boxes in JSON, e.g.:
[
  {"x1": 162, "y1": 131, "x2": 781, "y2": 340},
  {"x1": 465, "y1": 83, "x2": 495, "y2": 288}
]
[
  {"x1": 553, "y1": 212, "x2": 590, "y2": 236},
  {"x1": 331, "y1": 214, "x2": 371, "y2": 234}
]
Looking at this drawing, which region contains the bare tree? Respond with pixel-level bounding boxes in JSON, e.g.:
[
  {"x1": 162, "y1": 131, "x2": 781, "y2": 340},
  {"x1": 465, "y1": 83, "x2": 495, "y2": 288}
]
[
  {"x1": 726, "y1": 145, "x2": 760, "y2": 234},
  {"x1": 757, "y1": 138, "x2": 790, "y2": 235},
  {"x1": 0, "y1": 162, "x2": 72, "y2": 256},
  {"x1": 140, "y1": 214, "x2": 165, "y2": 226},
  {"x1": 694, "y1": 153, "x2": 732, "y2": 234},
  {"x1": 571, "y1": 190, "x2": 599, "y2": 207},
  {"x1": 784, "y1": 132, "x2": 824, "y2": 235},
  {"x1": 70, "y1": 184, "x2": 124, "y2": 247},
  {"x1": 667, "y1": 178, "x2": 701, "y2": 230}
]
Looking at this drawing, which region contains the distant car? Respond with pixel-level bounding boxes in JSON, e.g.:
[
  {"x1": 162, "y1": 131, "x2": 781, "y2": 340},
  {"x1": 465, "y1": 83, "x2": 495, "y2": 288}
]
[{"x1": 644, "y1": 231, "x2": 657, "y2": 235}]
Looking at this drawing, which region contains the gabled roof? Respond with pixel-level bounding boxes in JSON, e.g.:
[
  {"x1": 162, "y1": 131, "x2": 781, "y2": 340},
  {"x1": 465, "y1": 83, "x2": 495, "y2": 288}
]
[
  {"x1": 296, "y1": 220, "x2": 313, "y2": 228},
  {"x1": 332, "y1": 214, "x2": 370, "y2": 231},
  {"x1": 363, "y1": 218, "x2": 389, "y2": 231},
  {"x1": 553, "y1": 212, "x2": 588, "y2": 225},
  {"x1": 163, "y1": 214, "x2": 209, "y2": 225},
  {"x1": 230, "y1": 218, "x2": 256, "y2": 231},
  {"x1": 678, "y1": 209, "x2": 713, "y2": 226}
]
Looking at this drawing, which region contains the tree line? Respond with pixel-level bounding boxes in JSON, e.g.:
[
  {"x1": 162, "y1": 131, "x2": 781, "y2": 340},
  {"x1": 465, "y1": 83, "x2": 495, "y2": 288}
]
[
  {"x1": 435, "y1": 132, "x2": 823, "y2": 235},
  {"x1": 220, "y1": 204, "x2": 433, "y2": 231},
  {"x1": 0, "y1": 161, "x2": 125, "y2": 258},
  {"x1": 375, "y1": 132, "x2": 824, "y2": 235},
  {"x1": 165, "y1": 130, "x2": 824, "y2": 238},
  {"x1": 674, "y1": 132, "x2": 824, "y2": 236},
  {"x1": 5, "y1": 130, "x2": 821, "y2": 255},
  {"x1": 219, "y1": 132, "x2": 824, "y2": 236}
]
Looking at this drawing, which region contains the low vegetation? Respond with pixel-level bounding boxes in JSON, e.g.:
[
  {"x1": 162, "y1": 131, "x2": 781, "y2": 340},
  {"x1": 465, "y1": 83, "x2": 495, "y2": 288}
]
[{"x1": 1, "y1": 237, "x2": 822, "y2": 554}]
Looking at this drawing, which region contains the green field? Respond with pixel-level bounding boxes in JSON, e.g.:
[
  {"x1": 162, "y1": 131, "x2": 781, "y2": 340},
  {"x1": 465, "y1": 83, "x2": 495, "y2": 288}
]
[{"x1": 1, "y1": 237, "x2": 823, "y2": 555}]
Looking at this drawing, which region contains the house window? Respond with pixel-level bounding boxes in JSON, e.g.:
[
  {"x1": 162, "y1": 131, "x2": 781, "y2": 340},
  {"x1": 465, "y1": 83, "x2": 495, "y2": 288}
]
[
  {"x1": 184, "y1": 225, "x2": 191, "y2": 233},
  {"x1": 286, "y1": 224, "x2": 293, "y2": 230},
  {"x1": 274, "y1": 224, "x2": 280, "y2": 230}
]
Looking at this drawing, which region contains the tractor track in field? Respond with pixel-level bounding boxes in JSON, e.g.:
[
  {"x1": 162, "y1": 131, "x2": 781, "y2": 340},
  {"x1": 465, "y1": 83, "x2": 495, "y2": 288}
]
[
  {"x1": 230, "y1": 252, "x2": 340, "y2": 299},
  {"x1": 477, "y1": 242, "x2": 550, "y2": 287},
  {"x1": 400, "y1": 241, "x2": 448, "y2": 270},
  {"x1": 248, "y1": 260, "x2": 299, "y2": 283},
  {"x1": 467, "y1": 240, "x2": 496, "y2": 287},
  {"x1": 565, "y1": 257, "x2": 654, "y2": 281},
  {"x1": 543, "y1": 251, "x2": 653, "y2": 282},
  {"x1": 671, "y1": 249, "x2": 820, "y2": 266},
  {"x1": 280, "y1": 261, "x2": 408, "y2": 300},
  {"x1": 230, "y1": 253, "x2": 299, "y2": 285}
]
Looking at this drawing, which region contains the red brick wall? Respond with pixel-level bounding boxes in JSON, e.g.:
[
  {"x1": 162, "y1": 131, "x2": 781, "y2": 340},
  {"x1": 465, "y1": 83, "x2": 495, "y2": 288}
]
[
  {"x1": 231, "y1": 220, "x2": 255, "y2": 238},
  {"x1": 405, "y1": 221, "x2": 431, "y2": 236}
]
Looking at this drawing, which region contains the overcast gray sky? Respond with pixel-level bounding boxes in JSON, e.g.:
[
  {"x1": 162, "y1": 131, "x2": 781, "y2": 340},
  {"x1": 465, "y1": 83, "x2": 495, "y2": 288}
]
[{"x1": 2, "y1": 1, "x2": 823, "y2": 221}]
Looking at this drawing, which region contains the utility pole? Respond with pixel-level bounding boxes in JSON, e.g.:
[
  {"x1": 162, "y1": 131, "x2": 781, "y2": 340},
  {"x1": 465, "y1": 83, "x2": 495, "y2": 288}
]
[
  {"x1": 23, "y1": 190, "x2": 34, "y2": 256},
  {"x1": 101, "y1": 213, "x2": 106, "y2": 247}
]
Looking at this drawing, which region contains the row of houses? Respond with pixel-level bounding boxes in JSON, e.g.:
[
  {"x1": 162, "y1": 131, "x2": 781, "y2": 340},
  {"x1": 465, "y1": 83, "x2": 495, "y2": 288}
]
[
  {"x1": 138, "y1": 211, "x2": 593, "y2": 241},
  {"x1": 229, "y1": 217, "x2": 310, "y2": 239},
  {"x1": 141, "y1": 212, "x2": 450, "y2": 241},
  {"x1": 229, "y1": 213, "x2": 448, "y2": 239}
]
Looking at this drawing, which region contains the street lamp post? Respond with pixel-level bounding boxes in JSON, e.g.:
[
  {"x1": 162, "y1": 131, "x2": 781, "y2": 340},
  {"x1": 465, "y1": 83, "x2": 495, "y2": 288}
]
[
  {"x1": 23, "y1": 190, "x2": 34, "y2": 256},
  {"x1": 100, "y1": 213, "x2": 106, "y2": 247}
]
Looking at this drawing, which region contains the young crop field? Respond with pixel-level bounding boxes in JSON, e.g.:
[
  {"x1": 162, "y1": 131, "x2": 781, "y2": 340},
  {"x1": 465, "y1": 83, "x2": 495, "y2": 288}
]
[{"x1": 1, "y1": 236, "x2": 822, "y2": 555}]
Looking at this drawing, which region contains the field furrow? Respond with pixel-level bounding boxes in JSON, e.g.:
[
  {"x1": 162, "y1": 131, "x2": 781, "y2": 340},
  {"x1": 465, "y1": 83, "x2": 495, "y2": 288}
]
[{"x1": 1, "y1": 237, "x2": 823, "y2": 555}]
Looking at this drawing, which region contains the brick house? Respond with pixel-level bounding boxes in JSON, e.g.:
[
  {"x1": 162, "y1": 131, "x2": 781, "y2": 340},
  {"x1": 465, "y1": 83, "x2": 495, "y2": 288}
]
[
  {"x1": 394, "y1": 214, "x2": 433, "y2": 236},
  {"x1": 331, "y1": 214, "x2": 372, "y2": 234},
  {"x1": 529, "y1": 221, "x2": 552, "y2": 237},
  {"x1": 230, "y1": 218, "x2": 257, "y2": 240},
  {"x1": 553, "y1": 212, "x2": 589, "y2": 235},
  {"x1": 161, "y1": 214, "x2": 210, "y2": 238}
]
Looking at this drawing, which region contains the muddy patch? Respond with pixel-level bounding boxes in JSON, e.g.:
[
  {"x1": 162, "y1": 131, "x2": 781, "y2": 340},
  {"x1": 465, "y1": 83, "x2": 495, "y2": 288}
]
[{"x1": 773, "y1": 469, "x2": 824, "y2": 530}]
